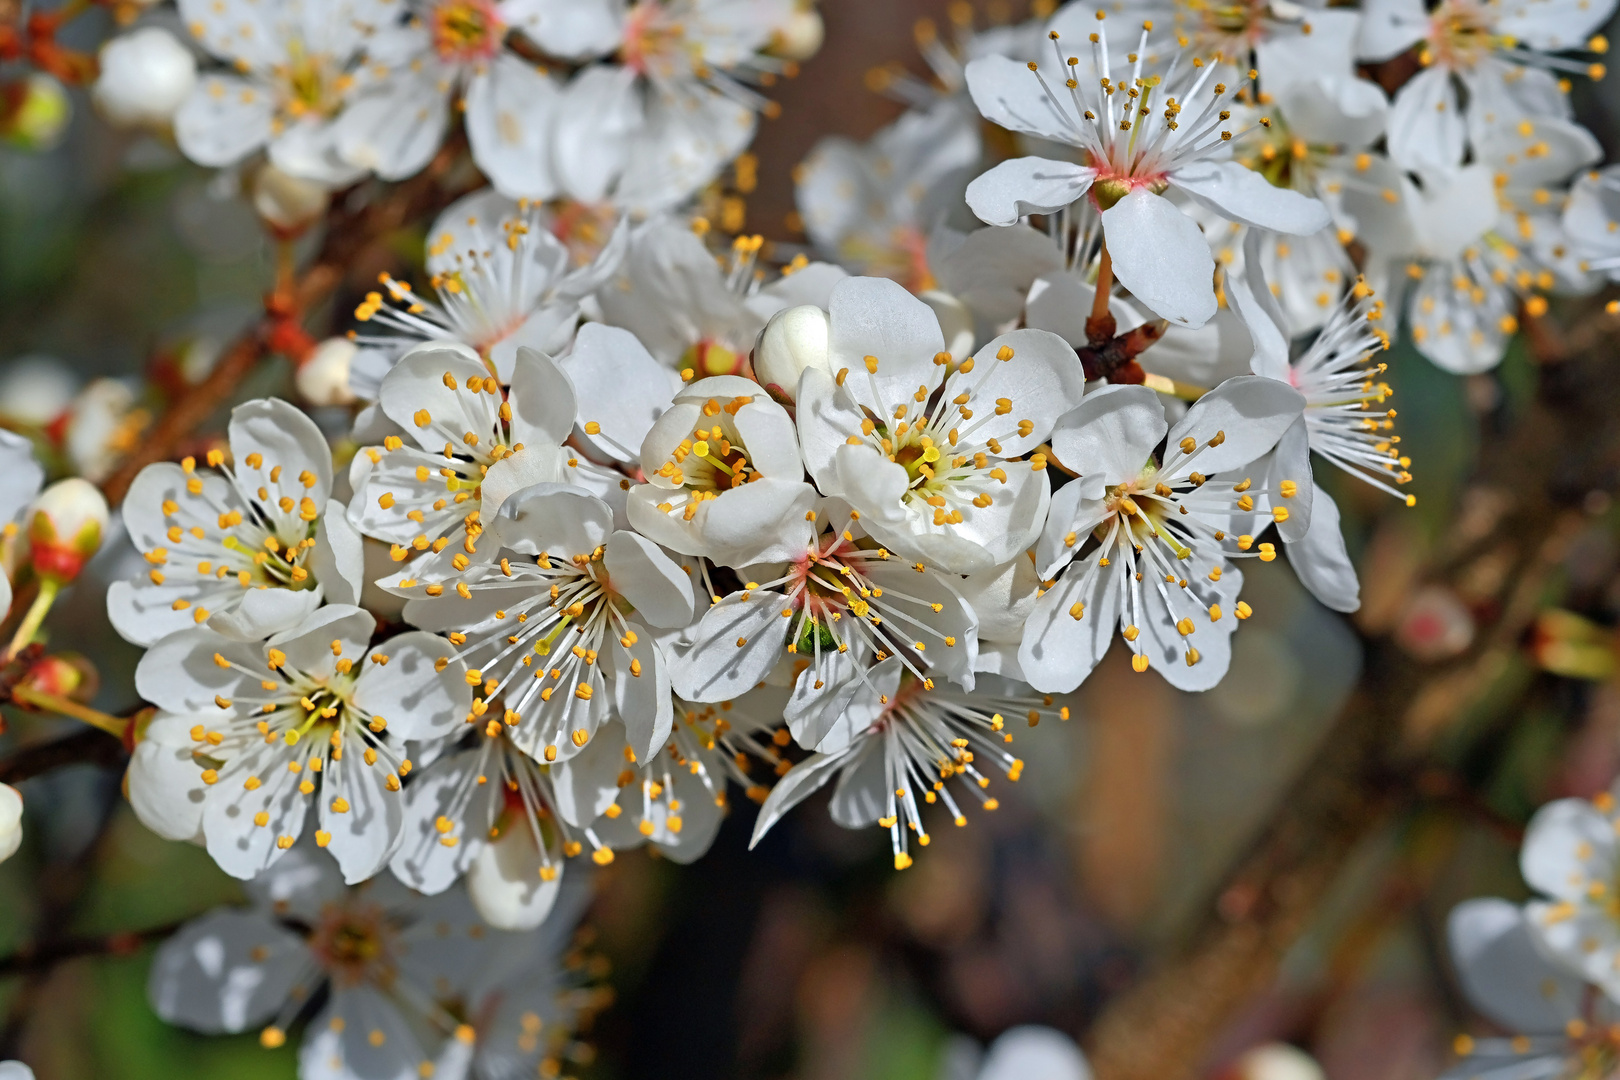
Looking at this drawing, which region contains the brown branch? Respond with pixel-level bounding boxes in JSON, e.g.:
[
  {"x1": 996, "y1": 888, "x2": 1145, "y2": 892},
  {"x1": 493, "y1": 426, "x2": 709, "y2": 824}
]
[
  {"x1": 0, "y1": 922, "x2": 184, "y2": 980},
  {"x1": 101, "y1": 138, "x2": 476, "y2": 505},
  {"x1": 0, "y1": 728, "x2": 126, "y2": 784},
  {"x1": 1084, "y1": 355, "x2": 1607, "y2": 1079}
]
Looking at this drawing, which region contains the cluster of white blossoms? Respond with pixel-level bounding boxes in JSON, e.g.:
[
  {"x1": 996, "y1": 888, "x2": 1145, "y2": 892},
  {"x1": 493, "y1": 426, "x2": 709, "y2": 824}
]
[
  {"x1": 90, "y1": 0, "x2": 821, "y2": 213},
  {"x1": 795, "y1": 0, "x2": 1617, "y2": 375},
  {"x1": 44, "y1": 0, "x2": 1620, "y2": 1073}
]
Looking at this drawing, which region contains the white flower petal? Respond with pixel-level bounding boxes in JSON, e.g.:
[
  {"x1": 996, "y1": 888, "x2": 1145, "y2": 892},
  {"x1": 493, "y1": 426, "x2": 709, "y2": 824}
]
[
  {"x1": 1386, "y1": 67, "x2": 1466, "y2": 179},
  {"x1": 466, "y1": 829, "x2": 562, "y2": 931},
  {"x1": 965, "y1": 157, "x2": 1096, "y2": 226},
  {"x1": 749, "y1": 750, "x2": 850, "y2": 848},
  {"x1": 147, "y1": 908, "x2": 305, "y2": 1033},
  {"x1": 1101, "y1": 189, "x2": 1218, "y2": 328},
  {"x1": 562, "y1": 324, "x2": 682, "y2": 464},
  {"x1": 1163, "y1": 375, "x2": 1305, "y2": 476},
  {"x1": 1285, "y1": 488, "x2": 1360, "y2": 613},
  {"x1": 1521, "y1": 798, "x2": 1617, "y2": 902},
  {"x1": 1049, "y1": 385, "x2": 1166, "y2": 484},
  {"x1": 1448, "y1": 897, "x2": 1584, "y2": 1034},
  {"x1": 964, "y1": 55, "x2": 1080, "y2": 143},
  {"x1": 1170, "y1": 160, "x2": 1333, "y2": 236},
  {"x1": 353, "y1": 631, "x2": 471, "y2": 742},
  {"x1": 465, "y1": 55, "x2": 563, "y2": 201}
]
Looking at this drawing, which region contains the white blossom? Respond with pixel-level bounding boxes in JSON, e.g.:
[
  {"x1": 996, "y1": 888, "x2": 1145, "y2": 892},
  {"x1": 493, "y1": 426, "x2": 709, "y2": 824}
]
[
  {"x1": 539, "y1": 0, "x2": 800, "y2": 211},
  {"x1": 130, "y1": 605, "x2": 470, "y2": 882},
  {"x1": 350, "y1": 188, "x2": 627, "y2": 395},
  {"x1": 173, "y1": 0, "x2": 388, "y2": 183},
  {"x1": 962, "y1": 16, "x2": 1332, "y2": 326},
  {"x1": 396, "y1": 484, "x2": 696, "y2": 767},
  {"x1": 752, "y1": 658, "x2": 1066, "y2": 868},
  {"x1": 795, "y1": 276, "x2": 1082, "y2": 573},
  {"x1": 93, "y1": 26, "x2": 198, "y2": 128},
  {"x1": 108, "y1": 399, "x2": 364, "y2": 646},
  {"x1": 1023, "y1": 378, "x2": 1304, "y2": 691},
  {"x1": 1358, "y1": 0, "x2": 1614, "y2": 178}
]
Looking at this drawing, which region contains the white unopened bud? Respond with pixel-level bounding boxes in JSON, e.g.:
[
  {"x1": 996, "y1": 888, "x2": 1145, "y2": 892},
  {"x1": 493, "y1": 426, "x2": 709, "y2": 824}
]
[
  {"x1": 754, "y1": 304, "x2": 831, "y2": 402},
  {"x1": 252, "y1": 164, "x2": 330, "y2": 234},
  {"x1": 0, "y1": 784, "x2": 21, "y2": 865},
  {"x1": 28, "y1": 478, "x2": 109, "y2": 585},
  {"x1": 297, "y1": 338, "x2": 358, "y2": 407},
  {"x1": 1234, "y1": 1044, "x2": 1325, "y2": 1080},
  {"x1": 773, "y1": 8, "x2": 824, "y2": 61},
  {"x1": 920, "y1": 290, "x2": 975, "y2": 362},
  {"x1": 0, "y1": 356, "x2": 78, "y2": 427},
  {"x1": 65, "y1": 379, "x2": 139, "y2": 483},
  {"x1": 92, "y1": 27, "x2": 197, "y2": 128}
]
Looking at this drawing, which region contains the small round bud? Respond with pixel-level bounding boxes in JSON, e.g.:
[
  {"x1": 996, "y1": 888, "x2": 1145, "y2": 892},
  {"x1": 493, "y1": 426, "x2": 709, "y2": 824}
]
[
  {"x1": 0, "y1": 783, "x2": 19, "y2": 863},
  {"x1": 1, "y1": 74, "x2": 72, "y2": 152},
  {"x1": 92, "y1": 27, "x2": 197, "y2": 128},
  {"x1": 19, "y1": 652, "x2": 99, "y2": 704},
  {"x1": 753, "y1": 304, "x2": 831, "y2": 402},
  {"x1": 65, "y1": 379, "x2": 141, "y2": 483},
  {"x1": 27, "y1": 478, "x2": 109, "y2": 585},
  {"x1": 1234, "y1": 1044, "x2": 1325, "y2": 1080},
  {"x1": 252, "y1": 164, "x2": 330, "y2": 235},
  {"x1": 297, "y1": 338, "x2": 358, "y2": 407},
  {"x1": 773, "y1": 9, "x2": 825, "y2": 60},
  {"x1": 919, "y1": 290, "x2": 975, "y2": 362},
  {"x1": 0, "y1": 356, "x2": 78, "y2": 427}
]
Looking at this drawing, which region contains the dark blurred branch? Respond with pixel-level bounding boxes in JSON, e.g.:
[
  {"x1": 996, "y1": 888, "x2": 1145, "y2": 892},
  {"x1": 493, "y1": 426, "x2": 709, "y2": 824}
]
[
  {"x1": 0, "y1": 728, "x2": 125, "y2": 783},
  {"x1": 101, "y1": 136, "x2": 476, "y2": 505},
  {"x1": 1084, "y1": 320, "x2": 1610, "y2": 1079},
  {"x1": 0, "y1": 922, "x2": 184, "y2": 980}
]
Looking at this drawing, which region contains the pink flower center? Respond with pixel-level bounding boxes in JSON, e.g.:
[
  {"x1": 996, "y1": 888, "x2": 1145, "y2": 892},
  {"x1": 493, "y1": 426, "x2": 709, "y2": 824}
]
[
  {"x1": 620, "y1": 3, "x2": 685, "y2": 77},
  {"x1": 430, "y1": 0, "x2": 505, "y2": 64}
]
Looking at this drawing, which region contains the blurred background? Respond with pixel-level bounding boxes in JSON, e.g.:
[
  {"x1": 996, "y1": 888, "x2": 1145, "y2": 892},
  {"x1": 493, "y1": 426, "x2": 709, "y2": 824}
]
[{"x1": 4, "y1": 1, "x2": 1620, "y2": 1078}]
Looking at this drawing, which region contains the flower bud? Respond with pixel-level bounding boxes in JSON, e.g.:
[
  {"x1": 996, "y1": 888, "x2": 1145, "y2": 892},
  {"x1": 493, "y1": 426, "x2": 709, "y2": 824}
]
[
  {"x1": 920, "y1": 290, "x2": 975, "y2": 362},
  {"x1": 65, "y1": 379, "x2": 142, "y2": 483},
  {"x1": 754, "y1": 304, "x2": 831, "y2": 403},
  {"x1": 0, "y1": 356, "x2": 78, "y2": 428},
  {"x1": 252, "y1": 164, "x2": 330, "y2": 235},
  {"x1": 296, "y1": 337, "x2": 358, "y2": 407},
  {"x1": 19, "y1": 652, "x2": 99, "y2": 704},
  {"x1": 27, "y1": 478, "x2": 109, "y2": 585},
  {"x1": 92, "y1": 27, "x2": 197, "y2": 128},
  {"x1": 1233, "y1": 1044, "x2": 1325, "y2": 1080},
  {"x1": 773, "y1": 8, "x2": 824, "y2": 61},
  {"x1": 0, "y1": 783, "x2": 21, "y2": 864},
  {"x1": 0, "y1": 74, "x2": 72, "y2": 152}
]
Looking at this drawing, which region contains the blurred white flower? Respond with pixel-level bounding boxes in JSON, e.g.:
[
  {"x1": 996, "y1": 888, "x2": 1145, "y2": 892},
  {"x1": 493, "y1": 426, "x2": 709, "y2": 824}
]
[
  {"x1": 148, "y1": 843, "x2": 598, "y2": 1079},
  {"x1": 0, "y1": 784, "x2": 22, "y2": 865},
  {"x1": 173, "y1": 0, "x2": 385, "y2": 182},
  {"x1": 1358, "y1": 0, "x2": 1614, "y2": 178},
  {"x1": 940, "y1": 1025, "x2": 1091, "y2": 1080},
  {"x1": 295, "y1": 337, "x2": 359, "y2": 407},
  {"x1": 539, "y1": 0, "x2": 801, "y2": 211},
  {"x1": 250, "y1": 164, "x2": 330, "y2": 233},
  {"x1": 335, "y1": 0, "x2": 566, "y2": 196},
  {"x1": 796, "y1": 100, "x2": 980, "y2": 289}
]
